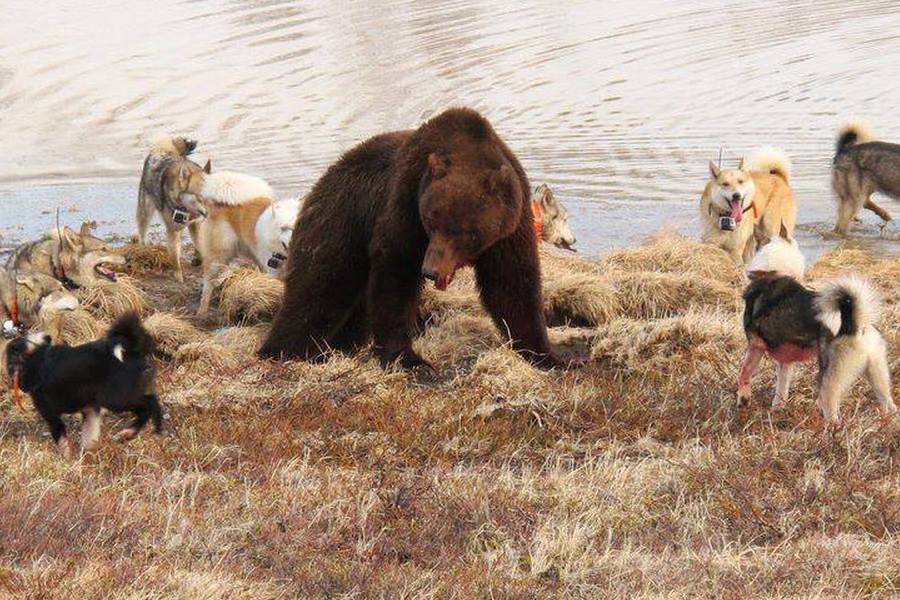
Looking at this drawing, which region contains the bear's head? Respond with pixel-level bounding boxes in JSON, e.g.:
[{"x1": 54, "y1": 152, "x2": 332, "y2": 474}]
[{"x1": 419, "y1": 152, "x2": 523, "y2": 290}]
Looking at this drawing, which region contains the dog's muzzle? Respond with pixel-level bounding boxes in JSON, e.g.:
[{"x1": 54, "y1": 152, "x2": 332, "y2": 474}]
[{"x1": 267, "y1": 252, "x2": 288, "y2": 270}]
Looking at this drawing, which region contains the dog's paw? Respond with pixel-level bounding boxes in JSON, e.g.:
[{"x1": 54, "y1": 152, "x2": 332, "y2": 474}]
[
  {"x1": 770, "y1": 395, "x2": 787, "y2": 411},
  {"x1": 57, "y1": 437, "x2": 73, "y2": 459},
  {"x1": 113, "y1": 428, "x2": 138, "y2": 443},
  {"x1": 736, "y1": 386, "x2": 751, "y2": 407}
]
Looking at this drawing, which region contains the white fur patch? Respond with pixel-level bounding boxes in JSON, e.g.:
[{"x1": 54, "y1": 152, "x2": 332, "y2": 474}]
[
  {"x1": 201, "y1": 171, "x2": 273, "y2": 206},
  {"x1": 814, "y1": 275, "x2": 881, "y2": 336},
  {"x1": 742, "y1": 146, "x2": 792, "y2": 183},
  {"x1": 748, "y1": 237, "x2": 805, "y2": 280},
  {"x1": 113, "y1": 344, "x2": 125, "y2": 362},
  {"x1": 26, "y1": 332, "x2": 49, "y2": 349}
]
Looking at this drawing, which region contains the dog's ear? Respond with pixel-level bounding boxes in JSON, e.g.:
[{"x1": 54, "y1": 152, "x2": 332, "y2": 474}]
[
  {"x1": 15, "y1": 275, "x2": 35, "y2": 293},
  {"x1": 753, "y1": 224, "x2": 771, "y2": 247},
  {"x1": 738, "y1": 157, "x2": 746, "y2": 171},
  {"x1": 537, "y1": 184, "x2": 555, "y2": 209},
  {"x1": 79, "y1": 221, "x2": 97, "y2": 238},
  {"x1": 779, "y1": 222, "x2": 791, "y2": 241},
  {"x1": 203, "y1": 159, "x2": 211, "y2": 174},
  {"x1": 709, "y1": 161, "x2": 721, "y2": 180},
  {"x1": 58, "y1": 226, "x2": 82, "y2": 250}
]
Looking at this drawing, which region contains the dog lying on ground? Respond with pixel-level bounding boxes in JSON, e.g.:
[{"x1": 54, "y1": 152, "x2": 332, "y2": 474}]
[
  {"x1": 4, "y1": 312, "x2": 162, "y2": 457},
  {"x1": 0, "y1": 269, "x2": 78, "y2": 335},
  {"x1": 532, "y1": 184, "x2": 576, "y2": 251},
  {"x1": 192, "y1": 169, "x2": 281, "y2": 316},
  {"x1": 833, "y1": 118, "x2": 898, "y2": 235},
  {"x1": 5, "y1": 222, "x2": 125, "y2": 289},
  {"x1": 700, "y1": 147, "x2": 797, "y2": 265},
  {"x1": 737, "y1": 226, "x2": 894, "y2": 425},
  {"x1": 137, "y1": 134, "x2": 210, "y2": 282}
]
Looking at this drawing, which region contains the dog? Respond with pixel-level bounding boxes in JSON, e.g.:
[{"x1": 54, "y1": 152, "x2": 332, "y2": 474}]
[
  {"x1": 532, "y1": 184, "x2": 576, "y2": 251},
  {"x1": 832, "y1": 118, "x2": 898, "y2": 235},
  {"x1": 137, "y1": 134, "x2": 211, "y2": 282},
  {"x1": 6, "y1": 222, "x2": 125, "y2": 290},
  {"x1": 4, "y1": 312, "x2": 161, "y2": 457},
  {"x1": 737, "y1": 226, "x2": 894, "y2": 425},
  {"x1": 192, "y1": 169, "x2": 277, "y2": 316},
  {"x1": 0, "y1": 269, "x2": 78, "y2": 336},
  {"x1": 700, "y1": 147, "x2": 797, "y2": 265},
  {"x1": 254, "y1": 196, "x2": 302, "y2": 275}
]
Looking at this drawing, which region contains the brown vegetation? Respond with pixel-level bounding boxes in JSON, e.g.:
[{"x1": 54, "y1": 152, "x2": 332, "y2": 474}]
[{"x1": 1, "y1": 237, "x2": 899, "y2": 598}]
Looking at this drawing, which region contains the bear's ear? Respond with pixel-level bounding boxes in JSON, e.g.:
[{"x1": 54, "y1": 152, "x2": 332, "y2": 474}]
[
  {"x1": 484, "y1": 164, "x2": 516, "y2": 199},
  {"x1": 428, "y1": 153, "x2": 448, "y2": 180}
]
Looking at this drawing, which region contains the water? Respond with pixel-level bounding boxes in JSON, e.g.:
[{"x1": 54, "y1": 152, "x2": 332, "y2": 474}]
[{"x1": 2, "y1": 0, "x2": 900, "y2": 257}]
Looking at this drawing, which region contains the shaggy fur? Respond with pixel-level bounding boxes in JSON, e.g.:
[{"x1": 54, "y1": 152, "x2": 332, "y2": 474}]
[
  {"x1": 700, "y1": 147, "x2": 797, "y2": 265},
  {"x1": 738, "y1": 235, "x2": 894, "y2": 423},
  {"x1": 832, "y1": 118, "x2": 900, "y2": 234},
  {"x1": 4, "y1": 313, "x2": 162, "y2": 456},
  {"x1": 259, "y1": 107, "x2": 561, "y2": 369}
]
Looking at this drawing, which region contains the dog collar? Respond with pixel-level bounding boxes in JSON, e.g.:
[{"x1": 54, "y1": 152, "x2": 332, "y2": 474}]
[{"x1": 9, "y1": 370, "x2": 23, "y2": 410}]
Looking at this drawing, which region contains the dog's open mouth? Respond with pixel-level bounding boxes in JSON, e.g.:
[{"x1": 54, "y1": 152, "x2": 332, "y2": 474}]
[
  {"x1": 556, "y1": 241, "x2": 577, "y2": 253},
  {"x1": 94, "y1": 263, "x2": 119, "y2": 282}
]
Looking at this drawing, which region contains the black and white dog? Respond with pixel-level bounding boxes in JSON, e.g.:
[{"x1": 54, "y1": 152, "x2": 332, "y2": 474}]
[
  {"x1": 737, "y1": 226, "x2": 895, "y2": 424},
  {"x1": 5, "y1": 312, "x2": 162, "y2": 456}
]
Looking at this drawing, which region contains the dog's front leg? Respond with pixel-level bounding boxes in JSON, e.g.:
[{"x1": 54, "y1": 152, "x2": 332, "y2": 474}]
[
  {"x1": 167, "y1": 228, "x2": 184, "y2": 283},
  {"x1": 737, "y1": 346, "x2": 764, "y2": 406},
  {"x1": 81, "y1": 407, "x2": 102, "y2": 451},
  {"x1": 772, "y1": 362, "x2": 795, "y2": 410}
]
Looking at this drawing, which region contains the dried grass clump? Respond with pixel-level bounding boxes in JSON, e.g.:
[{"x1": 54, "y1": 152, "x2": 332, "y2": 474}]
[
  {"x1": 808, "y1": 247, "x2": 900, "y2": 302},
  {"x1": 35, "y1": 308, "x2": 104, "y2": 345},
  {"x1": 600, "y1": 231, "x2": 743, "y2": 285},
  {"x1": 592, "y1": 309, "x2": 742, "y2": 376},
  {"x1": 544, "y1": 273, "x2": 619, "y2": 327},
  {"x1": 611, "y1": 272, "x2": 739, "y2": 319},
  {"x1": 76, "y1": 277, "x2": 147, "y2": 320},
  {"x1": 212, "y1": 324, "x2": 269, "y2": 360},
  {"x1": 414, "y1": 313, "x2": 500, "y2": 366},
  {"x1": 469, "y1": 347, "x2": 545, "y2": 395},
  {"x1": 172, "y1": 339, "x2": 241, "y2": 373},
  {"x1": 218, "y1": 268, "x2": 284, "y2": 325},
  {"x1": 116, "y1": 242, "x2": 173, "y2": 275},
  {"x1": 419, "y1": 271, "x2": 481, "y2": 322},
  {"x1": 143, "y1": 312, "x2": 208, "y2": 358}
]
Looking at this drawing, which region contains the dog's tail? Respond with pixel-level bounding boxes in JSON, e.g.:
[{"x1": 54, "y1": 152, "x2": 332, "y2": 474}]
[
  {"x1": 836, "y1": 117, "x2": 875, "y2": 156},
  {"x1": 149, "y1": 133, "x2": 197, "y2": 157},
  {"x1": 742, "y1": 147, "x2": 791, "y2": 183},
  {"x1": 107, "y1": 312, "x2": 156, "y2": 357},
  {"x1": 815, "y1": 275, "x2": 881, "y2": 337}
]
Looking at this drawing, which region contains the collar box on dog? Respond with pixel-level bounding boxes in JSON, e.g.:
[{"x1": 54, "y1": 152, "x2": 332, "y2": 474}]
[
  {"x1": 719, "y1": 216, "x2": 736, "y2": 231},
  {"x1": 172, "y1": 208, "x2": 190, "y2": 225},
  {"x1": 267, "y1": 252, "x2": 287, "y2": 270}
]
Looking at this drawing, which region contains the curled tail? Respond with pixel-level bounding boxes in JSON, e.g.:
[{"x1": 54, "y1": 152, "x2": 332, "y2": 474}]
[
  {"x1": 815, "y1": 275, "x2": 881, "y2": 337},
  {"x1": 149, "y1": 133, "x2": 197, "y2": 157},
  {"x1": 835, "y1": 118, "x2": 875, "y2": 156},
  {"x1": 742, "y1": 147, "x2": 792, "y2": 183},
  {"x1": 107, "y1": 312, "x2": 156, "y2": 357}
]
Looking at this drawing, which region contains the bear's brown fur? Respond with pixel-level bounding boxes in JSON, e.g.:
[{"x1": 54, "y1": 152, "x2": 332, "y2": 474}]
[{"x1": 258, "y1": 107, "x2": 560, "y2": 369}]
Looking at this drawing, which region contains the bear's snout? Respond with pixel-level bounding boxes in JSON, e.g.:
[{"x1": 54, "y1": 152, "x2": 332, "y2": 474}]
[{"x1": 422, "y1": 235, "x2": 463, "y2": 292}]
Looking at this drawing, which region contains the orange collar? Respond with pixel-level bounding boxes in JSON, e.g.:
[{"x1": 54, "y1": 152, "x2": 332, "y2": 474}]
[{"x1": 532, "y1": 200, "x2": 543, "y2": 240}]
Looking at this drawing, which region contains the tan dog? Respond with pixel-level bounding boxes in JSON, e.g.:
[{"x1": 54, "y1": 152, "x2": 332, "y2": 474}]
[
  {"x1": 137, "y1": 134, "x2": 210, "y2": 282},
  {"x1": 700, "y1": 147, "x2": 797, "y2": 265},
  {"x1": 193, "y1": 169, "x2": 275, "y2": 316}
]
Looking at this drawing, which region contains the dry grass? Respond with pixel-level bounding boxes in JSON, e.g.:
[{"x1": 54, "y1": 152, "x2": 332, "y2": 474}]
[
  {"x1": 76, "y1": 277, "x2": 147, "y2": 320},
  {"x1": 218, "y1": 268, "x2": 284, "y2": 325},
  {"x1": 34, "y1": 308, "x2": 105, "y2": 345},
  {"x1": 3, "y1": 233, "x2": 900, "y2": 598},
  {"x1": 116, "y1": 242, "x2": 173, "y2": 276}
]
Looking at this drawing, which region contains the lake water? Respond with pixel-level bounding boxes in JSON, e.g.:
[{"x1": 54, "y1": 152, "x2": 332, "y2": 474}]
[{"x1": 2, "y1": 0, "x2": 900, "y2": 258}]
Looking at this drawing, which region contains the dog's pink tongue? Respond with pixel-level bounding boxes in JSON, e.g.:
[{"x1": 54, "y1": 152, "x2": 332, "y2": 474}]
[{"x1": 730, "y1": 201, "x2": 744, "y2": 223}]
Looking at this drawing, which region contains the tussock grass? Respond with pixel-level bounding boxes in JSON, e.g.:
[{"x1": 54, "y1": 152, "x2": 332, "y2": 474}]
[
  {"x1": 76, "y1": 277, "x2": 147, "y2": 320},
  {"x1": 3, "y1": 233, "x2": 900, "y2": 597},
  {"x1": 218, "y1": 268, "x2": 284, "y2": 325},
  {"x1": 143, "y1": 312, "x2": 208, "y2": 358},
  {"x1": 34, "y1": 308, "x2": 104, "y2": 345},
  {"x1": 116, "y1": 242, "x2": 173, "y2": 275}
]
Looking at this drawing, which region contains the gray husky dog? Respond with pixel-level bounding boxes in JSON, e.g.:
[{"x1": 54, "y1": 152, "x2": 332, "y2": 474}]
[
  {"x1": 137, "y1": 134, "x2": 210, "y2": 282},
  {"x1": 832, "y1": 118, "x2": 898, "y2": 235}
]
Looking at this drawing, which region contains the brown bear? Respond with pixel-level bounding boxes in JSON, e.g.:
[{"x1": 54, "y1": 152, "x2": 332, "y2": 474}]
[{"x1": 258, "y1": 107, "x2": 562, "y2": 369}]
